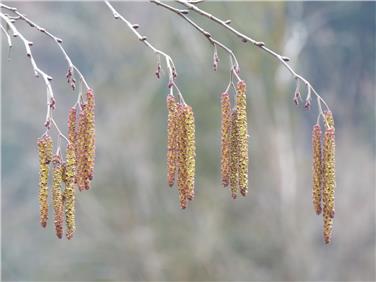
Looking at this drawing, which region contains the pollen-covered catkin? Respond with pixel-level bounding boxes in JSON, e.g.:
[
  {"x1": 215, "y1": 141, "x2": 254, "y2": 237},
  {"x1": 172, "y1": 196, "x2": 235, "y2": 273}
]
[
  {"x1": 221, "y1": 92, "x2": 231, "y2": 187},
  {"x1": 312, "y1": 124, "x2": 322, "y2": 215},
  {"x1": 68, "y1": 107, "x2": 76, "y2": 144},
  {"x1": 76, "y1": 103, "x2": 87, "y2": 190},
  {"x1": 323, "y1": 126, "x2": 336, "y2": 244},
  {"x1": 64, "y1": 143, "x2": 76, "y2": 240},
  {"x1": 185, "y1": 105, "x2": 196, "y2": 201},
  {"x1": 85, "y1": 90, "x2": 96, "y2": 185},
  {"x1": 230, "y1": 110, "x2": 239, "y2": 199},
  {"x1": 167, "y1": 95, "x2": 178, "y2": 187},
  {"x1": 52, "y1": 155, "x2": 64, "y2": 239},
  {"x1": 37, "y1": 135, "x2": 52, "y2": 228},
  {"x1": 176, "y1": 103, "x2": 188, "y2": 209},
  {"x1": 236, "y1": 81, "x2": 249, "y2": 196}
]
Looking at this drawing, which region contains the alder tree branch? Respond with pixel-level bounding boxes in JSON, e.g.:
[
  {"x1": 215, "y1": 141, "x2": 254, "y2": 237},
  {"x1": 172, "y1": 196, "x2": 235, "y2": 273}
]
[
  {"x1": 177, "y1": 0, "x2": 331, "y2": 124},
  {"x1": 1, "y1": 8, "x2": 70, "y2": 141},
  {"x1": 0, "y1": 22, "x2": 12, "y2": 48},
  {"x1": 1, "y1": 3, "x2": 90, "y2": 92},
  {"x1": 105, "y1": 1, "x2": 186, "y2": 104},
  {"x1": 151, "y1": 0, "x2": 241, "y2": 82}
]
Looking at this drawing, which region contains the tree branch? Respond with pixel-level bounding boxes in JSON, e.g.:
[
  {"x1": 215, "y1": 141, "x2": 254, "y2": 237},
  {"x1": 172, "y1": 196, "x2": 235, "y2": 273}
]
[
  {"x1": 104, "y1": 1, "x2": 186, "y2": 104},
  {"x1": 150, "y1": 0, "x2": 240, "y2": 77},
  {"x1": 0, "y1": 3, "x2": 90, "y2": 91},
  {"x1": 177, "y1": 0, "x2": 331, "y2": 123}
]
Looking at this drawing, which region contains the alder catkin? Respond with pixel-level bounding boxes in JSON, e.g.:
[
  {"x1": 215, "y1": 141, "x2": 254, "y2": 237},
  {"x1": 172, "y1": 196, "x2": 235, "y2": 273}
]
[
  {"x1": 312, "y1": 124, "x2": 322, "y2": 215},
  {"x1": 185, "y1": 105, "x2": 196, "y2": 201},
  {"x1": 76, "y1": 103, "x2": 87, "y2": 190},
  {"x1": 230, "y1": 110, "x2": 239, "y2": 199},
  {"x1": 65, "y1": 143, "x2": 76, "y2": 240},
  {"x1": 322, "y1": 126, "x2": 336, "y2": 244},
  {"x1": 167, "y1": 94, "x2": 178, "y2": 187},
  {"x1": 68, "y1": 107, "x2": 76, "y2": 144},
  {"x1": 37, "y1": 135, "x2": 52, "y2": 228},
  {"x1": 176, "y1": 103, "x2": 188, "y2": 209},
  {"x1": 52, "y1": 155, "x2": 64, "y2": 239},
  {"x1": 236, "y1": 81, "x2": 249, "y2": 196},
  {"x1": 220, "y1": 92, "x2": 231, "y2": 187},
  {"x1": 85, "y1": 89, "x2": 96, "y2": 185}
]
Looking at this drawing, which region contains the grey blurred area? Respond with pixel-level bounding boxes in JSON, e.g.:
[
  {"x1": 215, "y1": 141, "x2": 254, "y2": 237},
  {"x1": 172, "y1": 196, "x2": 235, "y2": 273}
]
[{"x1": 1, "y1": 1, "x2": 375, "y2": 281}]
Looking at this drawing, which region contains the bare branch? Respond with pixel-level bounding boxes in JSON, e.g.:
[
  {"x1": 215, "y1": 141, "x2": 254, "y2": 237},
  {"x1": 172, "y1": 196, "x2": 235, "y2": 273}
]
[
  {"x1": 177, "y1": 0, "x2": 331, "y2": 119},
  {"x1": 105, "y1": 1, "x2": 186, "y2": 104},
  {"x1": 0, "y1": 22, "x2": 12, "y2": 47},
  {"x1": 0, "y1": 3, "x2": 90, "y2": 91},
  {"x1": 151, "y1": 0, "x2": 240, "y2": 75}
]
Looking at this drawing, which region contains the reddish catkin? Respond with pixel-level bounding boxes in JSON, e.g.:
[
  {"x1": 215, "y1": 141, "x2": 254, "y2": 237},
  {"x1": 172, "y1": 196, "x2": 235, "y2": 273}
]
[
  {"x1": 177, "y1": 103, "x2": 188, "y2": 209},
  {"x1": 167, "y1": 94, "x2": 178, "y2": 187},
  {"x1": 220, "y1": 92, "x2": 231, "y2": 187},
  {"x1": 64, "y1": 143, "x2": 76, "y2": 239},
  {"x1": 185, "y1": 105, "x2": 196, "y2": 201},
  {"x1": 230, "y1": 110, "x2": 239, "y2": 199},
  {"x1": 236, "y1": 81, "x2": 249, "y2": 196},
  {"x1": 322, "y1": 112, "x2": 336, "y2": 244},
  {"x1": 52, "y1": 155, "x2": 64, "y2": 239},
  {"x1": 85, "y1": 89, "x2": 96, "y2": 185},
  {"x1": 312, "y1": 124, "x2": 323, "y2": 215},
  {"x1": 37, "y1": 135, "x2": 52, "y2": 228}
]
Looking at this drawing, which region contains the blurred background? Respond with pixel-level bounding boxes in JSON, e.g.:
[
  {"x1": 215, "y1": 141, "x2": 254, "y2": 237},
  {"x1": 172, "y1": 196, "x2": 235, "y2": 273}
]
[{"x1": 1, "y1": 1, "x2": 375, "y2": 281}]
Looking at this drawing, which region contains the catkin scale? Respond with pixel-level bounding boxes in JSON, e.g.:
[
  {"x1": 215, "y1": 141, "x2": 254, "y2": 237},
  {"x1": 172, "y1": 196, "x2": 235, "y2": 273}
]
[
  {"x1": 230, "y1": 110, "x2": 239, "y2": 199},
  {"x1": 312, "y1": 124, "x2": 322, "y2": 215},
  {"x1": 65, "y1": 143, "x2": 76, "y2": 239},
  {"x1": 236, "y1": 81, "x2": 249, "y2": 196},
  {"x1": 220, "y1": 92, "x2": 231, "y2": 187},
  {"x1": 37, "y1": 135, "x2": 52, "y2": 228},
  {"x1": 52, "y1": 155, "x2": 64, "y2": 239},
  {"x1": 167, "y1": 95, "x2": 178, "y2": 187}
]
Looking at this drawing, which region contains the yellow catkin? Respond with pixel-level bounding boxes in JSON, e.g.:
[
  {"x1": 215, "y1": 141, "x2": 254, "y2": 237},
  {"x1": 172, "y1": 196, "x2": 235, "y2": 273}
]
[
  {"x1": 167, "y1": 94, "x2": 178, "y2": 187},
  {"x1": 177, "y1": 103, "x2": 188, "y2": 209},
  {"x1": 68, "y1": 107, "x2": 76, "y2": 144},
  {"x1": 185, "y1": 105, "x2": 196, "y2": 201},
  {"x1": 37, "y1": 135, "x2": 52, "y2": 228},
  {"x1": 323, "y1": 125, "x2": 336, "y2": 244},
  {"x1": 312, "y1": 124, "x2": 322, "y2": 215},
  {"x1": 236, "y1": 81, "x2": 249, "y2": 196},
  {"x1": 230, "y1": 110, "x2": 239, "y2": 199},
  {"x1": 65, "y1": 143, "x2": 76, "y2": 239},
  {"x1": 324, "y1": 111, "x2": 335, "y2": 129},
  {"x1": 220, "y1": 92, "x2": 231, "y2": 187},
  {"x1": 52, "y1": 155, "x2": 64, "y2": 239},
  {"x1": 76, "y1": 103, "x2": 87, "y2": 191}
]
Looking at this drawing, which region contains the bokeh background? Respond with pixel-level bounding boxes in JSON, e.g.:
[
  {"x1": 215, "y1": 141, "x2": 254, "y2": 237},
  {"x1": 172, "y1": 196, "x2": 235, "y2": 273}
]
[{"x1": 1, "y1": 1, "x2": 375, "y2": 281}]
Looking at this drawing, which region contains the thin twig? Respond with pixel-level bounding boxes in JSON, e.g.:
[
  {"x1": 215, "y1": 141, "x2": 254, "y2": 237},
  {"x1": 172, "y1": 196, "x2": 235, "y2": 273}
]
[
  {"x1": 0, "y1": 3, "x2": 91, "y2": 91},
  {"x1": 105, "y1": 1, "x2": 186, "y2": 104},
  {"x1": 0, "y1": 22, "x2": 12, "y2": 47},
  {"x1": 177, "y1": 0, "x2": 331, "y2": 120},
  {"x1": 151, "y1": 0, "x2": 240, "y2": 74}
]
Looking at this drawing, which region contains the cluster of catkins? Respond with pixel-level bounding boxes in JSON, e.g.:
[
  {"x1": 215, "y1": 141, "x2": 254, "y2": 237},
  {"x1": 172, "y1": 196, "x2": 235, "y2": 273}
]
[
  {"x1": 220, "y1": 81, "x2": 249, "y2": 199},
  {"x1": 37, "y1": 90, "x2": 95, "y2": 239},
  {"x1": 312, "y1": 110, "x2": 336, "y2": 244},
  {"x1": 166, "y1": 94, "x2": 196, "y2": 209}
]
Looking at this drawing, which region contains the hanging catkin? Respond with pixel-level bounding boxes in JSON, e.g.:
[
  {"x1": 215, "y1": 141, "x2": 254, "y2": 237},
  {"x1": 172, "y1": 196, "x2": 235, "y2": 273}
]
[
  {"x1": 312, "y1": 124, "x2": 322, "y2": 215},
  {"x1": 221, "y1": 92, "x2": 231, "y2": 187},
  {"x1": 167, "y1": 94, "x2": 178, "y2": 187},
  {"x1": 65, "y1": 143, "x2": 76, "y2": 239},
  {"x1": 230, "y1": 110, "x2": 239, "y2": 199},
  {"x1": 176, "y1": 103, "x2": 188, "y2": 209},
  {"x1": 52, "y1": 155, "x2": 64, "y2": 239},
  {"x1": 185, "y1": 105, "x2": 196, "y2": 201},
  {"x1": 37, "y1": 135, "x2": 53, "y2": 228},
  {"x1": 236, "y1": 81, "x2": 248, "y2": 196},
  {"x1": 322, "y1": 111, "x2": 336, "y2": 244}
]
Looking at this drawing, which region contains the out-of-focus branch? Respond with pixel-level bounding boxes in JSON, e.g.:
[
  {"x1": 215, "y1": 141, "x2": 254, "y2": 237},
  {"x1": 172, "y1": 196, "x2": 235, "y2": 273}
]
[
  {"x1": 177, "y1": 0, "x2": 331, "y2": 123},
  {"x1": 0, "y1": 22, "x2": 12, "y2": 47},
  {"x1": 105, "y1": 1, "x2": 186, "y2": 103},
  {"x1": 151, "y1": 0, "x2": 240, "y2": 79},
  {"x1": 1, "y1": 3, "x2": 90, "y2": 91}
]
